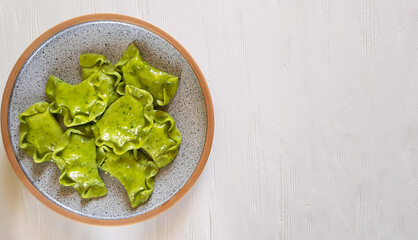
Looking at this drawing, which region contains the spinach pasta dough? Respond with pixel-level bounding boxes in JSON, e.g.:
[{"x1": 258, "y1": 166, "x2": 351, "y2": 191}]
[
  {"x1": 46, "y1": 75, "x2": 109, "y2": 127},
  {"x1": 18, "y1": 44, "x2": 183, "y2": 206},
  {"x1": 92, "y1": 85, "x2": 154, "y2": 155},
  {"x1": 115, "y1": 43, "x2": 179, "y2": 106},
  {"x1": 53, "y1": 127, "x2": 107, "y2": 198},
  {"x1": 141, "y1": 110, "x2": 182, "y2": 168},
  {"x1": 19, "y1": 102, "x2": 64, "y2": 163},
  {"x1": 80, "y1": 53, "x2": 121, "y2": 104},
  {"x1": 98, "y1": 147, "x2": 158, "y2": 208}
]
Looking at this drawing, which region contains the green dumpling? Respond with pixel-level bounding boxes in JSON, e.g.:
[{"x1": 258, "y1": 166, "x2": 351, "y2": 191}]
[
  {"x1": 97, "y1": 147, "x2": 158, "y2": 208},
  {"x1": 92, "y1": 85, "x2": 154, "y2": 155},
  {"x1": 115, "y1": 43, "x2": 179, "y2": 106},
  {"x1": 141, "y1": 110, "x2": 181, "y2": 168},
  {"x1": 53, "y1": 127, "x2": 107, "y2": 198},
  {"x1": 80, "y1": 53, "x2": 121, "y2": 104},
  {"x1": 19, "y1": 102, "x2": 64, "y2": 163},
  {"x1": 45, "y1": 75, "x2": 109, "y2": 127}
]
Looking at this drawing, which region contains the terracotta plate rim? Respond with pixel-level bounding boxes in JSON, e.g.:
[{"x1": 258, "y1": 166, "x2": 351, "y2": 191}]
[{"x1": 1, "y1": 13, "x2": 214, "y2": 226}]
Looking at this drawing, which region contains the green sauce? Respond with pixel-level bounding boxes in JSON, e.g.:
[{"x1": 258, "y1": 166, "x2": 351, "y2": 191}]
[
  {"x1": 19, "y1": 102, "x2": 63, "y2": 163},
  {"x1": 98, "y1": 147, "x2": 158, "y2": 208},
  {"x1": 54, "y1": 128, "x2": 107, "y2": 198},
  {"x1": 141, "y1": 110, "x2": 181, "y2": 168},
  {"x1": 92, "y1": 85, "x2": 154, "y2": 155},
  {"x1": 19, "y1": 43, "x2": 182, "y2": 206},
  {"x1": 116, "y1": 43, "x2": 179, "y2": 106}
]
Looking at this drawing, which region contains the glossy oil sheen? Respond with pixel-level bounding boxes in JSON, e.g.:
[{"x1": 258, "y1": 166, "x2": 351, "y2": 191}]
[
  {"x1": 19, "y1": 102, "x2": 64, "y2": 163},
  {"x1": 92, "y1": 85, "x2": 153, "y2": 155},
  {"x1": 53, "y1": 128, "x2": 107, "y2": 198},
  {"x1": 80, "y1": 53, "x2": 121, "y2": 105},
  {"x1": 141, "y1": 110, "x2": 181, "y2": 168},
  {"x1": 99, "y1": 148, "x2": 158, "y2": 208},
  {"x1": 46, "y1": 75, "x2": 108, "y2": 127},
  {"x1": 116, "y1": 43, "x2": 179, "y2": 106}
]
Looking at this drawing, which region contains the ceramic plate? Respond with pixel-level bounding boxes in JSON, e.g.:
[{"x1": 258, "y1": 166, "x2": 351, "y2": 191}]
[{"x1": 1, "y1": 14, "x2": 214, "y2": 225}]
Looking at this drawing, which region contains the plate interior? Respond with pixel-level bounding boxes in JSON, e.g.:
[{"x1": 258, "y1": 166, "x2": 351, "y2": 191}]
[{"x1": 8, "y1": 20, "x2": 207, "y2": 219}]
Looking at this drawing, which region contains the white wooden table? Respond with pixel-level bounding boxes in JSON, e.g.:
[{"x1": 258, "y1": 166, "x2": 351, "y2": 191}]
[{"x1": 1, "y1": 0, "x2": 418, "y2": 239}]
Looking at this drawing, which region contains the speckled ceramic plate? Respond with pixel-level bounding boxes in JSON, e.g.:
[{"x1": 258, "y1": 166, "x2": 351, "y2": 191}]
[{"x1": 1, "y1": 14, "x2": 214, "y2": 225}]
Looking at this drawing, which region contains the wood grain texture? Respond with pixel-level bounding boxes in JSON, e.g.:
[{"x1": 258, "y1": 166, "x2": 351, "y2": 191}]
[{"x1": 0, "y1": 0, "x2": 418, "y2": 239}]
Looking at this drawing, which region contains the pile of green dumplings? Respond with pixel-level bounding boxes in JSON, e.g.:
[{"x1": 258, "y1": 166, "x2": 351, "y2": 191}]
[{"x1": 18, "y1": 43, "x2": 182, "y2": 208}]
